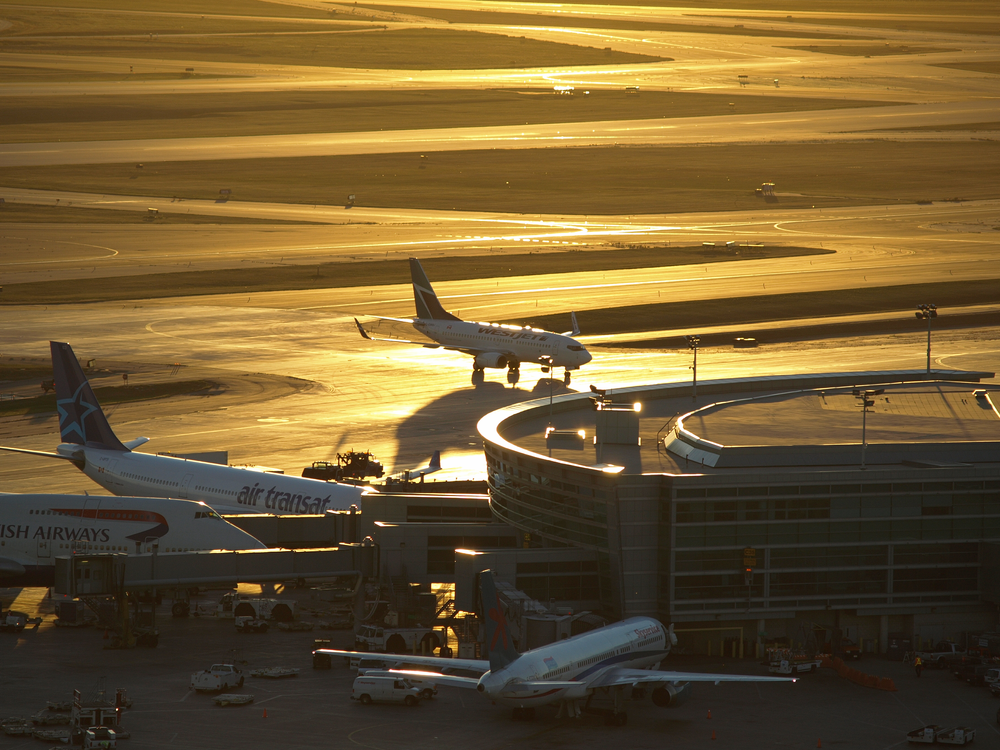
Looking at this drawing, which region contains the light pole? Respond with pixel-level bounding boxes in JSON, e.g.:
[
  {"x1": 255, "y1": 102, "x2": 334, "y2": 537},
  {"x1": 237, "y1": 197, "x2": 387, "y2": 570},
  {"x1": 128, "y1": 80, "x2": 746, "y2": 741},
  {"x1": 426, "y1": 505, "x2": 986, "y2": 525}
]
[
  {"x1": 915, "y1": 304, "x2": 937, "y2": 374},
  {"x1": 686, "y1": 335, "x2": 701, "y2": 402},
  {"x1": 854, "y1": 388, "x2": 884, "y2": 470}
]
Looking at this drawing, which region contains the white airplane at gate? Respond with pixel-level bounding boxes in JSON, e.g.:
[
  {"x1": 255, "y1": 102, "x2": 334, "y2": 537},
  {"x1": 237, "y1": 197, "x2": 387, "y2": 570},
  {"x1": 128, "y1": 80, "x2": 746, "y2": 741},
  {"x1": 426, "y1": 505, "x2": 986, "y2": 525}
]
[
  {"x1": 355, "y1": 258, "x2": 591, "y2": 385},
  {"x1": 0, "y1": 493, "x2": 265, "y2": 588},
  {"x1": 0, "y1": 342, "x2": 367, "y2": 516},
  {"x1": 317, "y1": 570, "x2": 794, "y2": 724}
]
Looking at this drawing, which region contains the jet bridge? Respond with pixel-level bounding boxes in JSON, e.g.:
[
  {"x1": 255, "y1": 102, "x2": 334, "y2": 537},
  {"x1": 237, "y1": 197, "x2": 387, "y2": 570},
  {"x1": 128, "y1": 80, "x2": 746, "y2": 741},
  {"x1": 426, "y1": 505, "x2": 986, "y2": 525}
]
[{"x1": 54, "y1": 544, "x2": 374, "y2": 596}]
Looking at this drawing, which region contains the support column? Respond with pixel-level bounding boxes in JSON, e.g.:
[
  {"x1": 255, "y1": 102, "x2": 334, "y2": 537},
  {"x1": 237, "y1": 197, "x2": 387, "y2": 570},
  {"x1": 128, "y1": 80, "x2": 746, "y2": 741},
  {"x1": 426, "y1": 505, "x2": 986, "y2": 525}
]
[{"x1": 879, "y1": 615, "x2": 889, "y2": 655}]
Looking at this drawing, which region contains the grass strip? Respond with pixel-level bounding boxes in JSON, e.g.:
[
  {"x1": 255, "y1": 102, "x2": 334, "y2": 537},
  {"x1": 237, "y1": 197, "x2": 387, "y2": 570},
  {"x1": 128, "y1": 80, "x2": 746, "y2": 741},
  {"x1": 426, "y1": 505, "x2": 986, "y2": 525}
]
[
  {"x1": 5, "y1": 0, "x2": 334, "y2": 19},
  {"x1": 524, "y1": 280, "x2": 1000, "y2": 335},
  {"x1": 0, "y1": 246, "x2": 829, "y2": 305},
  {"x1": 0, "y1": 142, "x2": 995, "y2": 217},
  {"x1": 0, "y1": 203, "x2": 320, "y2": 225},
  {"x1": 0, "y1": 89, "x2": 885, "y2": 144},
  {"x1": 781, "y1": 44, "x2": 959, "y2": 56},
  {"x1": 0, "y1": 27, "x2": 666, "y2": 71},
  {"x1": 0, "y1": 380, "x2": 218, "y2": 416},
  {"x1": 359, "y1": 4, "x2": 859, "y2": 39}
]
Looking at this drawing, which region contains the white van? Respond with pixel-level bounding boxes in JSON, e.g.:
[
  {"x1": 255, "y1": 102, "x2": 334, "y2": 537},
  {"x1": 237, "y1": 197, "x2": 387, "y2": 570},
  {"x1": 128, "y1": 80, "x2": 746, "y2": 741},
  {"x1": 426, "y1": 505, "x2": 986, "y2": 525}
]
[
  {"x1": 351, "y1": 676, "x2": 421, "y2": 706},
  {"x1": 355, "y1": 662, "x2": 438, "y2": 700}
]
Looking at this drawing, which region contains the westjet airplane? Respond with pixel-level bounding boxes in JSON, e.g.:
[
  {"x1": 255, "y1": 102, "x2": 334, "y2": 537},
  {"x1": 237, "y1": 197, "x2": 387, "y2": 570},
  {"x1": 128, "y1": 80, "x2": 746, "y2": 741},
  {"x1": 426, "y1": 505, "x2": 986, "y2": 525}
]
[
  {"x1": 0, "y1": 342, "x2": 368, "y2": 516},
  {"x1": 355, "y1": 258, "x2": 592, "y2": 385},
  {"x1": 0, "y1": 493, "x2": 265, "y2": 587},
  {"x1": 317, "y1": 570, "x2": 794, "y2": 725}
]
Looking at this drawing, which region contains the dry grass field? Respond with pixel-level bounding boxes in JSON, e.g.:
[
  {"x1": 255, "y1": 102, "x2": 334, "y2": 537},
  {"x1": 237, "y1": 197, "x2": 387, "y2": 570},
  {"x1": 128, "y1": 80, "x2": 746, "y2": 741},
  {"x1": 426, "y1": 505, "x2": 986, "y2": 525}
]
[
  {"x1": 0, "y1": 89, "x2": 890, "y2": 144},
  {"x1": 0, "y1": 27, "x2": 665, "y2": 71},
  {"x1": 0, "y1": 246, "x2": 829, "y2": 305},
  {"x1": 527, "y1": 279, "x2": 1000, "y2": 336},
  {"x1": 1, "y1": 142, "x2": 994, "y2": 216}
]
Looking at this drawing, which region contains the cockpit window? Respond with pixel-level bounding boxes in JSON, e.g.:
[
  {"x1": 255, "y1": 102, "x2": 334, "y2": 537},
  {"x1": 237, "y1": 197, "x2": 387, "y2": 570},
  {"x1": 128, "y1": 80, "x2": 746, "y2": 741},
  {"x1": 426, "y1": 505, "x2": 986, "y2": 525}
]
[
  {"x1": 567, "y1": 345, "x2": 586, "y2": 351},
  {"x1": 195, "y1": 510, "x2": 223, "y2": 520}
]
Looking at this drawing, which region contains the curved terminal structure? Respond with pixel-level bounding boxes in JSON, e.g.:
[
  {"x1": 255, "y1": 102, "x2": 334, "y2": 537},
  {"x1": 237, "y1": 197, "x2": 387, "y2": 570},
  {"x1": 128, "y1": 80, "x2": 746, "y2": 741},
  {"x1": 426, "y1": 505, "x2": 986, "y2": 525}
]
[{"x1": 478, "y1": 369, "x2": 1000, "y2": 655}]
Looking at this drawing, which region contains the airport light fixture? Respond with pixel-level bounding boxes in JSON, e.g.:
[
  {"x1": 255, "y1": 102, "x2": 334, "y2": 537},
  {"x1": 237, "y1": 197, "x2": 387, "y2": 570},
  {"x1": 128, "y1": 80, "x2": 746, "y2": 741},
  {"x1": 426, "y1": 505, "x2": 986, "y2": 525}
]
[
  {"x1": 853, "y1": 388, "x2": 884, "y2": 470},
  {"x1": 915, "y1": 304, "x2": 938, "y2": 374},
  {"x1": 686, "y1": 335, "x2": 702, "y2": 402}
]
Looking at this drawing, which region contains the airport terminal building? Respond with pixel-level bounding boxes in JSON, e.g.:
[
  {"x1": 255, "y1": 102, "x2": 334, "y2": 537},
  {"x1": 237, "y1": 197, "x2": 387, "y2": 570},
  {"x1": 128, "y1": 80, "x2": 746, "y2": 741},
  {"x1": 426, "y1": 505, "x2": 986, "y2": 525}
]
[{"x1": 476, "y1": 371, "x2": 1000, "y2": 654}]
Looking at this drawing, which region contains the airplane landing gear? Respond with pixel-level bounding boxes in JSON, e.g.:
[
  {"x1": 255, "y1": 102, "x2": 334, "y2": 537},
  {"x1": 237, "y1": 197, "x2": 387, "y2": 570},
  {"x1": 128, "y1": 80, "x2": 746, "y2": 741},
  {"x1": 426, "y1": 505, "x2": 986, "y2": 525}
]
[
  {"x1": 472, "y1": 367, "x2": 485, "y2": 386},
  {"x1": 564, "y1": 369, "x2": 572, "y2": 385},
  {"x1": 512, "y1": 706, "x2": 535, "y2": 721},
  {"x1": 506, "y1": 365, "x2": 520, "y2": 386}
]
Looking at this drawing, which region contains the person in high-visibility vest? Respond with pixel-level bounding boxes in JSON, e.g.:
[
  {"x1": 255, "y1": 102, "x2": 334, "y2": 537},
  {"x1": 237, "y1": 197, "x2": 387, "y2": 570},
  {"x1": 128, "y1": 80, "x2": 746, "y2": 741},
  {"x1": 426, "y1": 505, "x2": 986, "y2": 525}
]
[{"x1": 914, "y1": 655, "x2": 923, "y2": 678}]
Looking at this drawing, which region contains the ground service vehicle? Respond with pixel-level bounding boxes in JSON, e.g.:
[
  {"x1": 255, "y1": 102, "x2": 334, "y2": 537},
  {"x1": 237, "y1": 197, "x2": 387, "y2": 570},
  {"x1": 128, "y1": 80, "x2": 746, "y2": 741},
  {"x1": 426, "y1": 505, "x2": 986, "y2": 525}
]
[
  {"x1": 190, "y1": 664, "x2": 244, "y2": 693},
  {"x1": 83, "y1": 727, "x2": 117, "y2": 749},
  {"x1": 915, "y1": 642, "x2": 966, "y2": 669},
  {"x1": 351, "y1": 676, "x2": 420, "y2": 706}
]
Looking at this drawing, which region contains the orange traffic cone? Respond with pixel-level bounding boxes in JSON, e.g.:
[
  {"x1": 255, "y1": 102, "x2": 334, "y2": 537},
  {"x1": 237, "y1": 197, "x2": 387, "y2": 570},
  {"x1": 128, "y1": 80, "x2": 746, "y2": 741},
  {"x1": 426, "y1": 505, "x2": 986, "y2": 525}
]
[
  {"x1": 817, "y1": 740, "x2": 822, "y2": 748},
  {"x1": 711, "y1": 730, "x2": 717, "y2": 740},
  {"x1": 707, "y1": 709, "x2": 712, "y2": 719},
  {"x1": 262, "y1": 709, "x2": 267, "y2": 719}
]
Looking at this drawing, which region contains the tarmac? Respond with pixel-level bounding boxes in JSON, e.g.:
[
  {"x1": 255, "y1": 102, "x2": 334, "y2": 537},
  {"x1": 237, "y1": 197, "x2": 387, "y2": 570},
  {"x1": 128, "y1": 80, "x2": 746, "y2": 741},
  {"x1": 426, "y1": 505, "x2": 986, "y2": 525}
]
[{"x1": 2, "y1": 584, "x2": 999, "y2": 750}]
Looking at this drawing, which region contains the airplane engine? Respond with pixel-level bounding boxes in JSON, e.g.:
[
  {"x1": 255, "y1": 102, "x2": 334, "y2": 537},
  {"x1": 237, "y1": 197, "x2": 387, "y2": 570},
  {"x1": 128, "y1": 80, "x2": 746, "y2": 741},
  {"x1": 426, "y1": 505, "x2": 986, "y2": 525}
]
[
  {"x1": 651, "y1": 682, "x2": 693, "y2": 708},
  {"x1": 474, "y1": 352, "x2": 509, "y2": 369}
]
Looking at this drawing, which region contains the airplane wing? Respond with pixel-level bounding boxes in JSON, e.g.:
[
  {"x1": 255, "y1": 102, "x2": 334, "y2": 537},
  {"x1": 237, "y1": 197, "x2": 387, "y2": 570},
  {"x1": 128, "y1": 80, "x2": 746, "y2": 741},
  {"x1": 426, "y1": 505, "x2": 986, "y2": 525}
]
[
  {"x1": 354, "y1": 317, "x2": 441, "y2": 347},
  {"x1": 315, "y1": 649, "x2": 490, "y2": 673},
  {"x1": 367, "y1": 669, "x2": 481, "y2": 689},
  {"x1": 587, "y1": 668, "x2": 796, "y2": 689}
]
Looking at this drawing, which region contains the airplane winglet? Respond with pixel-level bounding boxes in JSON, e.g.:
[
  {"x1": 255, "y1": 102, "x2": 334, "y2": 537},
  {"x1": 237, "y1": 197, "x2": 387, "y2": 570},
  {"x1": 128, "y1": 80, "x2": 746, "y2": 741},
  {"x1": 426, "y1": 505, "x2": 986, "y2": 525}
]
[
  {"x1": 354, "y1": 318, "x2": 372, "y2": 340},
  {"x1": 561, "y1": 311, "x2": 581, "y2": 337},
  {"x1": 429, "y1": 450, "x2": 441, "y2": 471}
]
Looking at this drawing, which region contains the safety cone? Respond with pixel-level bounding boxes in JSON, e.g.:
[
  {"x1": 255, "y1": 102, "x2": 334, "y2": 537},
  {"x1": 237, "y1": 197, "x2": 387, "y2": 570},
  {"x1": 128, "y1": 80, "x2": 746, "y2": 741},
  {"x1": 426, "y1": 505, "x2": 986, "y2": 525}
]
[
  {"x1": 262, "y1": 709, "x2": 267, "y2": 719},
  {"x1": 817, "y1": 740, "x2": 822, "y2": 748},
  {"x1": 707, "y1": 709, "x2": 712, "y2": 719},
  {"x1": 711, "y1": 730, "x2": 716, "y2": 740}
]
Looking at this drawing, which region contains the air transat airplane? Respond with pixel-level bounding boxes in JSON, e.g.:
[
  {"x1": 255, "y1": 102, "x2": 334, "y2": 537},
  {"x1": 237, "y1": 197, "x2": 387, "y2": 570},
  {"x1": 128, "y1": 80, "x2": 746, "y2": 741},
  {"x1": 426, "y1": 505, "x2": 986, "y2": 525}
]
[
  {"x1": 0, "y1": 342, "x2": 368, "y2": 516},
  {"x1": 0, "y1": 494, "x2": 265, "y2": 587},
  {"x1": 355, "y1": 258, "x2": 591, "y2": 385},
  {"x1": 316, "y1": 570, "x2": 794, "y2": 725}
]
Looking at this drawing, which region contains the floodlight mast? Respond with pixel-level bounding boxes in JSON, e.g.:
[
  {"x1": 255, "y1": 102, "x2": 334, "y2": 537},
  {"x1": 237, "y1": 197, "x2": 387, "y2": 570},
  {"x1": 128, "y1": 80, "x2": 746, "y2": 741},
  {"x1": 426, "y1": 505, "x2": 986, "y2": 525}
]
[
  {"x1": 686, "y1": 335, "x2": 701, "y2": 402},
  {"x1": 915, "y1": 304, "x2": 938, "y2": 374},
  {"x1": 853, "y1": 388, "x2": 884, "y2": 469}
]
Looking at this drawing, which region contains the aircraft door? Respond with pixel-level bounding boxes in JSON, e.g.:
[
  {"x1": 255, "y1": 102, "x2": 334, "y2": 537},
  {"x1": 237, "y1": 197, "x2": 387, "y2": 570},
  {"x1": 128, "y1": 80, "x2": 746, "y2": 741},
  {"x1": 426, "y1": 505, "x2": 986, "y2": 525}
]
[
  {"x1": 179, "y1": 473, "x2": 194, "y2": 499},
  {"x1": 37, "y1": 537, "x2": 51, "y2": 559},
  {"x1": 79, "y1": 496, "x2": 101, "y2": 552}
]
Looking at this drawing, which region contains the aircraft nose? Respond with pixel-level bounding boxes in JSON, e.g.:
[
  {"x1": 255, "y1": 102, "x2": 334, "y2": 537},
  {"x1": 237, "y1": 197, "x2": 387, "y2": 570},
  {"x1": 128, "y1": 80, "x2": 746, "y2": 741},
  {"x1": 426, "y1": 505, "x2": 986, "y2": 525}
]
[{"x1": 580, "y1": 349, "x2": 593, "y2": 365}]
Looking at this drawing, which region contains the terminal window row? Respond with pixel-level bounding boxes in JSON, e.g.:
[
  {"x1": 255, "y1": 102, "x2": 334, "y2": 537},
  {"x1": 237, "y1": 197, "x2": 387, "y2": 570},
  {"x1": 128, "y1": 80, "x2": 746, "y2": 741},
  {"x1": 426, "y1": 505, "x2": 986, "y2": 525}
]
[
  {"x1": 672, "y1": 542, "x2": 977, "y2": 572},
  {"x1": 673, "y1": 518, "x2": 1000, "y2": 547},
  {"x1": 674, "y1": 480, "x2": 1000, "y2": 499},
  {"x1": 672, "y1": 495, "x2": 1000, "y2": 523}
]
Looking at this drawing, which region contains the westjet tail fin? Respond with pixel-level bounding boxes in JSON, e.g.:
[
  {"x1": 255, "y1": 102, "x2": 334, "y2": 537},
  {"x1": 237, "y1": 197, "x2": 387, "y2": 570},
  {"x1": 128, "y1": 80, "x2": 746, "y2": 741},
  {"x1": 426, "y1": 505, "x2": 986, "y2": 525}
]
[
  {"x1": 561, "y1": 311, "x2": 581, "y2": 337},
  {"x1": 410, "y1": 258, "x2": 461, "y2": 322},
  {"x1": 480, "y1": 569, "x2": 520, "y2": 671},
  {"x1": 50, "y1": 341, "x2": 128, "y2": 451}
]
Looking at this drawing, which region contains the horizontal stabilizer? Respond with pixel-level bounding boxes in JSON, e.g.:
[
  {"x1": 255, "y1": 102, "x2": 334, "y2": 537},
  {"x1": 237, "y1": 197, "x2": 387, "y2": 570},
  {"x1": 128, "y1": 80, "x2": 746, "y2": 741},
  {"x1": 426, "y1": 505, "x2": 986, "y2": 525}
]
[
  {"x1": 123, "y1": 437, "x2": 150, "y2": 450},
  {"x1": 0, "y1": 445, "x2": 78, "y2": 461}
]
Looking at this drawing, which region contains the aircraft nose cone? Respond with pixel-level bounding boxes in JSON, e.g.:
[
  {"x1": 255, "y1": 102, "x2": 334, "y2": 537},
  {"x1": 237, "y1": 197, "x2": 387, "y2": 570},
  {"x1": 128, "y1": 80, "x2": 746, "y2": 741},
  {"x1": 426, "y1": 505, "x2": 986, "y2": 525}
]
[{"x1": 580, "y1": 350, "x2": 593, "y2": 365}]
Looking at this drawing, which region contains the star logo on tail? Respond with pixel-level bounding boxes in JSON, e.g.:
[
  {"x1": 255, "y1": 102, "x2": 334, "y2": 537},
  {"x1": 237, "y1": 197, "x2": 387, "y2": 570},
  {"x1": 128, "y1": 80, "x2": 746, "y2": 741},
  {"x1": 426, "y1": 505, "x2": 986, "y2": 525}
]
[{"x1": 57, "y1": 383, "x2": 99, "y2": 443}]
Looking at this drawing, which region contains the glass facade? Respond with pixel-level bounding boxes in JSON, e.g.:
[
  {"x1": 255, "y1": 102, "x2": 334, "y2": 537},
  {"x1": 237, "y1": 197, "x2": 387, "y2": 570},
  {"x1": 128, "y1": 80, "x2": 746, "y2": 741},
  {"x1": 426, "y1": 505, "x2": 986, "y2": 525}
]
[{"x1": 668, "y1": 478, "x2": 1000, "y2": 616}]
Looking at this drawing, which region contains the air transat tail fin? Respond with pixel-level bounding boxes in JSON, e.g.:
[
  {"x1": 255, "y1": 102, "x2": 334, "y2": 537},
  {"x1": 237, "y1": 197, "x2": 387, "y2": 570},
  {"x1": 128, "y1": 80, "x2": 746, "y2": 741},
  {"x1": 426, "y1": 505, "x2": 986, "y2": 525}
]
[
  {"x1": 409, "y1": 258, "x2": 461, "y2": 322},
  {"x1": 50, "y1": 341, "x2": 128, "y2": 451},
  {"x1": 480, "y1": 569, "x2": 520, "y2": 671}
]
